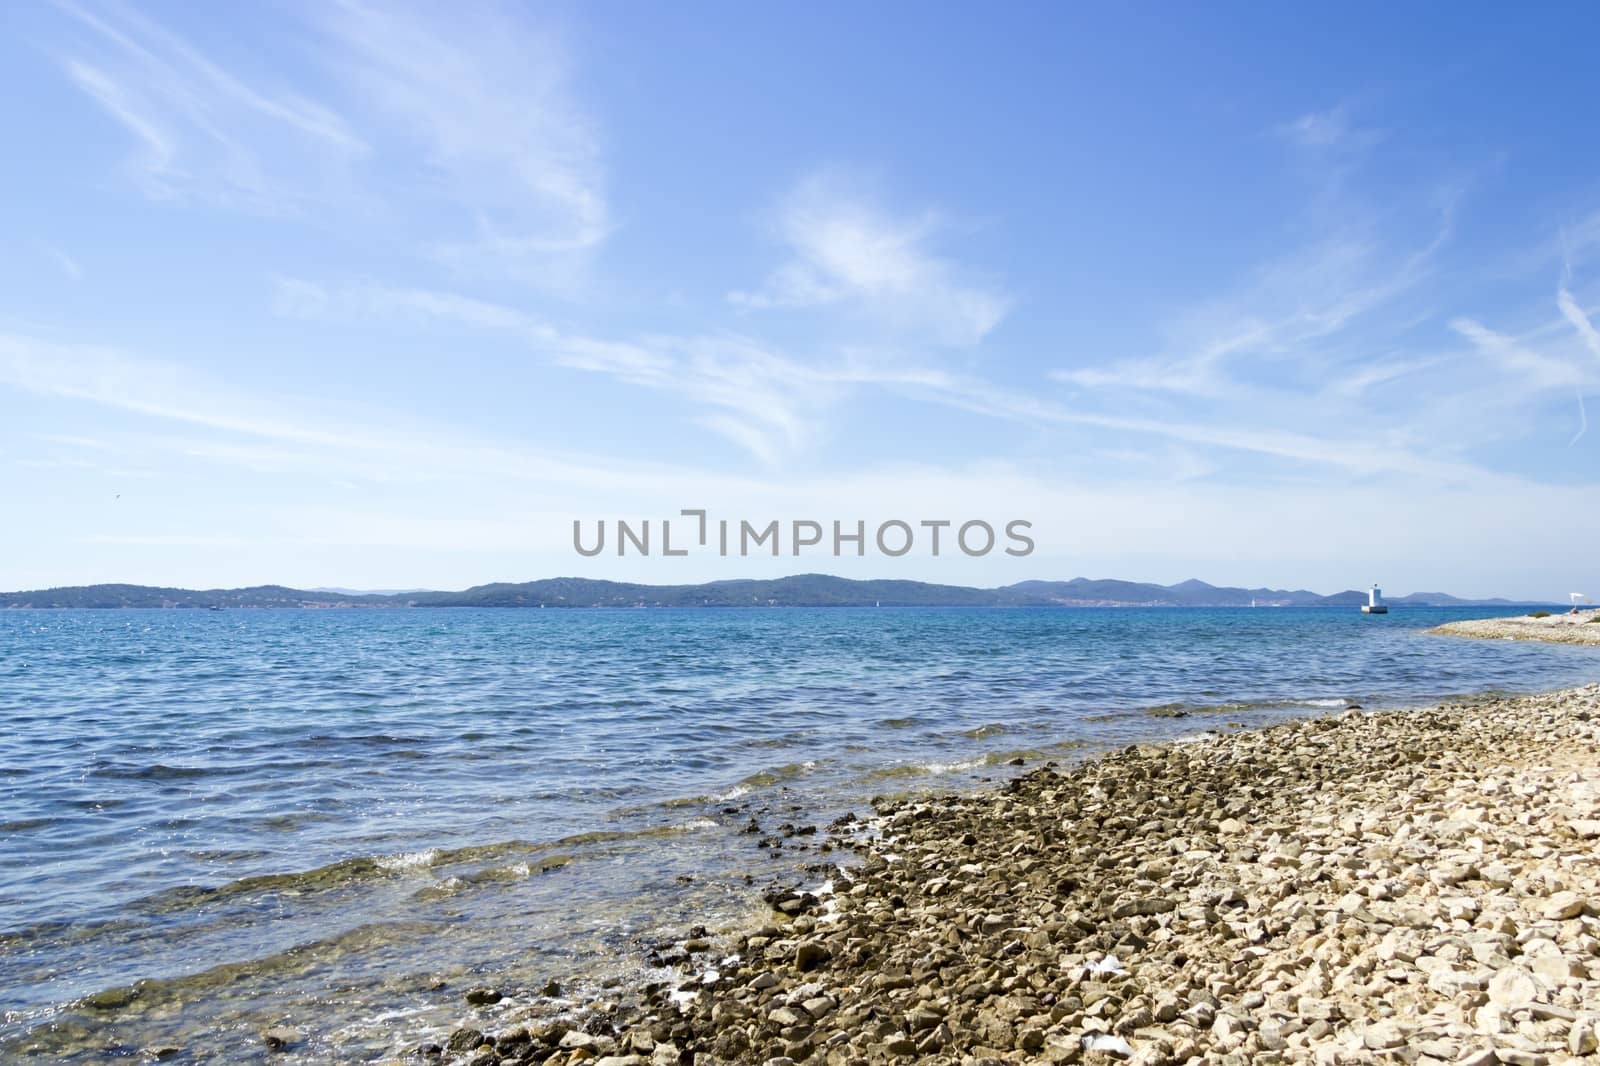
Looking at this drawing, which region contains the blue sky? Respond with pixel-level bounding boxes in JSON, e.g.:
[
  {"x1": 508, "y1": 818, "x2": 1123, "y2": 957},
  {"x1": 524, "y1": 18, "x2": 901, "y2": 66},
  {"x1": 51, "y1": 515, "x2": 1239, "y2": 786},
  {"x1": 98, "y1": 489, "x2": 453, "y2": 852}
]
[{"x1": 2, "y1": 2, "x2": 1599, "y2": 598}]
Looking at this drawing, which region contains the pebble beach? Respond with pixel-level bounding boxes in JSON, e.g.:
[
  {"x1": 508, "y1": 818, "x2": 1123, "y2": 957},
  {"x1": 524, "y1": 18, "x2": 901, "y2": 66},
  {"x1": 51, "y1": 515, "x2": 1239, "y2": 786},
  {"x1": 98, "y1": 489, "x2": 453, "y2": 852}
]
[
  {"x1": 425, "y1": 677, "x2": 1600, "y2": 1066},
  {"x1": 1429, "y1": 613, "x2": 1600, "y2": 647},
  {"x1": 17, "y1": 606, "x2": 1600, "y2": 1064}
]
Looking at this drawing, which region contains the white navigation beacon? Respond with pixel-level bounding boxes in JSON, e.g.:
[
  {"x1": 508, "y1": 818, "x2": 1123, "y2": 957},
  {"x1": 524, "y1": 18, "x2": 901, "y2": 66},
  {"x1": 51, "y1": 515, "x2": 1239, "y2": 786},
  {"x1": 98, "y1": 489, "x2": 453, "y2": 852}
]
[{"x1": 1362, "y1": 583, "x2": 1388, "y2": 614}]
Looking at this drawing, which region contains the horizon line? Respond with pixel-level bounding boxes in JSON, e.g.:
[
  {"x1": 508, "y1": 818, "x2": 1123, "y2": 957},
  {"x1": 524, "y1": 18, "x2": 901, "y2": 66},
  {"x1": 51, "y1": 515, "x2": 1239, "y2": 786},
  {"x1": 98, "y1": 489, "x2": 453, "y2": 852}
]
[{"x1": 0, "y1": 573, "x2": 1556, "y2": 604}]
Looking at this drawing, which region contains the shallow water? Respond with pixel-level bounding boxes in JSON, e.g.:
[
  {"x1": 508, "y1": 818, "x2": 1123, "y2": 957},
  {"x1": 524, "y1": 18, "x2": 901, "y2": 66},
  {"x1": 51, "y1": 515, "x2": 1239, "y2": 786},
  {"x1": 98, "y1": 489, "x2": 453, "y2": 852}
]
[{"x1": 2, "y1": 605, "x2": 1596, "y2": 1060}]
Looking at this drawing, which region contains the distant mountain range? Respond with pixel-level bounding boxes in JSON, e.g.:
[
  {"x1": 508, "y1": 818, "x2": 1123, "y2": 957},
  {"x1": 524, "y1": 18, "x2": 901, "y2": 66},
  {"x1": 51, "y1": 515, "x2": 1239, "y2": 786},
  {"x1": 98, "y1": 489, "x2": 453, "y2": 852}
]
[{"x1": 0, "y1": 576, "x2": 1550, "y2": 609}]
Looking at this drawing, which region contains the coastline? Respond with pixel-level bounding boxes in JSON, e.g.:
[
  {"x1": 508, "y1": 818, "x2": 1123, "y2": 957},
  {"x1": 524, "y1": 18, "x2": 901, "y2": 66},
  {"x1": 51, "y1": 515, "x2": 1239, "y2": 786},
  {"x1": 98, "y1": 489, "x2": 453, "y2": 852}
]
[
  {"x1": 1430, "y1": 613, "x2": 1600, "y2": 647},
  {"x1": 9, "y1": 608, "x2": 1600, "y2": 1064},
  {"x1": 423, "y1": 683, "x2": 1600, "y2": 1066}
]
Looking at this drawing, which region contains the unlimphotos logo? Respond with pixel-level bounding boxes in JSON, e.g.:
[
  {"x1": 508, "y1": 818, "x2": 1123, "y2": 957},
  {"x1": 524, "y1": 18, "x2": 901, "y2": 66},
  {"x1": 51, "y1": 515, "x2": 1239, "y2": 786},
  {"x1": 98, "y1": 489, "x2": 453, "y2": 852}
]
[{"x1": 574, "y1": 510, "x2": 1034, "y2": 558}]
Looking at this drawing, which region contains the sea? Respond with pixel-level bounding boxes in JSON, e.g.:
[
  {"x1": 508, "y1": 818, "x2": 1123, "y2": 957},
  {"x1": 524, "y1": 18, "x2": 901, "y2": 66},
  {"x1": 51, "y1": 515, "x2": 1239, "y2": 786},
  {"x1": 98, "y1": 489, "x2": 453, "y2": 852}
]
[{"x1": 2, "y1": 605, "x2": 1597, "y2": 1061}]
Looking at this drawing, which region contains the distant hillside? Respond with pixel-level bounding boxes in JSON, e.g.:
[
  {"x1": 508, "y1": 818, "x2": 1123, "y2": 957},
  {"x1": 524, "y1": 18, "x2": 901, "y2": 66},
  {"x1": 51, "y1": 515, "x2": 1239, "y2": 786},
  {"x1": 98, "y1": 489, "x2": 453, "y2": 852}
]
[
  {"x1": 0, "y1": 583, "x2": 393, "y2": 609},
  {"x1": 1316, "y1": 590, "x2": 1371, "y2": 607},
  {"x1": 1387, "y1": 591, "x2": 1525, "y2": 607},
  {"x1": 1007, "y1": 577, "x2": 1332, "y2": 607},
  {"x1": 400, "y1": 575, "x2": 1038, "y2": 609},
  {"x1": 0, "y1": 576, "x2": 1556, "y2": 610}
]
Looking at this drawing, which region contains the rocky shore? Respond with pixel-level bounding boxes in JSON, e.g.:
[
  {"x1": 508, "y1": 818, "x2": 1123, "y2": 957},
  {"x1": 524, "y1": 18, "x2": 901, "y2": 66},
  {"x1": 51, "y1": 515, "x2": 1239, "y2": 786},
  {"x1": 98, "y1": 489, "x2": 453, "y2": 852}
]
[
  {"x1": 425, "y1": 684, "x2": 1600, "y2": 1066},
  {"x1": 1430, "y1": 613, "x2": 1600, "y2": 647}
]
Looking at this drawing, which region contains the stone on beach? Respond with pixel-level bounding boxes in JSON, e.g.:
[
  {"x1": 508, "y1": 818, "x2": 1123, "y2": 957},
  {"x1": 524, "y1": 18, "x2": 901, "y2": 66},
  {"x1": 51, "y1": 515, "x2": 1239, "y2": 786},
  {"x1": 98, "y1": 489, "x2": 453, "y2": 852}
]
[
  {"x1": 429, "y1": 683, "x2": 1600, "y2": 1066},
  {"x1": 1431, "y1": 612, "x2": 1600, "y2": 646},
  {"x1": 1542, "y1": 890, "x2": 1590, "y2": 920},
  {"x1": 1487, "y1": 968, "x2": 1539, "y2": 1007}
]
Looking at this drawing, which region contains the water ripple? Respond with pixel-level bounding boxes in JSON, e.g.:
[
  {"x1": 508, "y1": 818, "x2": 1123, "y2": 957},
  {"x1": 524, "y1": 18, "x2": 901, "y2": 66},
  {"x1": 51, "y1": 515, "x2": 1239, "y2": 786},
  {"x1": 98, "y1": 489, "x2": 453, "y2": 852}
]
[{"x1": 0, "y1": 605, "x2": 1596, "y2": 1059}]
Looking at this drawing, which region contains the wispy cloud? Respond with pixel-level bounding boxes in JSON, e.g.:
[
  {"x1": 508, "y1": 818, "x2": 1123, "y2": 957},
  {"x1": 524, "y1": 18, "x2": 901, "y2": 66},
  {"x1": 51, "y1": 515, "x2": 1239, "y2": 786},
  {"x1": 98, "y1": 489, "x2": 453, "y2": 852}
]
[
  {"x1": 272, "y1": 276, "x2": 542, "y2": 333},
  {"x1": 274, "y1": 277, "x2": 827, "y2": 463},
  {"x1": 729, "y1": 170, "x2": 1010, "y2": 346},
  {"x1": 1033, "y1": 110, "x2": 1558, "y2": 483},
  {"x1": 0, "y1": 328, "x2": 727, "y2": 494},
  {"x1": 1555, "y1": 281, "x2": 1600, "y2": 445},
  {"x1": 1274, "y1": 104, "x2": 1389, "y2": 208},
  {"x1": 5, "y1": 319, "x2": 1591, "y2": 598},
  {"x1": 1451, "y1": 316, "x2": 1589, "y2": 390},
  {"x1": 1279, "y1": 107, "x2": 1354, "y2": 148},
  {"x1": 903, "y1": 370, "x2": 1494, "y2": 483},
  {"x1": 313, "y1": 0, "x2": 608, "y2": 286},
  {"x1": 76, "y1": 533, "x2": 249, "y2": 547},
  {"x1": 1276, "y1": 105, "x2": 1385, "y2": 155},
  {"x1": 1558, "y1": 284, "x2": 1600, "y2": 367},
  {"x1": 273, "y1": 277, "x2": 1506, "y2": 482},
  {"x1": 37, "y1": 242, "x2": 84, "y2": 280},
  {"x1": 34, "y1": 432, "x2": 115, "y2": 451},
  {"x1": 1050, "y1": 228, "x2": 1442, "y2": 398},
  {"x1": 53, "y1": 0, "x2": 365, "y2": 209},
  {"x1": 271, "y1": 275, "x2": 677, "y2": 387},
  {"x1": 1323, "y1": 355, "x2": 1444, "y2": 399},
  {"x1": 0, "y1": 332, "x2": 361, "y2": 447},
  {"x1": 60, "y1": 57, "x2": 179, "y2": 193},
  {"x1": 1406, "y1": 286, "x2": 1600, "y2": 447},
  {"x1": 1047, "y1": 233, "x2": 1600, "y2": 471},
  {"x1": 48, "y1": 0, "x2": 606, "y2": 287}
]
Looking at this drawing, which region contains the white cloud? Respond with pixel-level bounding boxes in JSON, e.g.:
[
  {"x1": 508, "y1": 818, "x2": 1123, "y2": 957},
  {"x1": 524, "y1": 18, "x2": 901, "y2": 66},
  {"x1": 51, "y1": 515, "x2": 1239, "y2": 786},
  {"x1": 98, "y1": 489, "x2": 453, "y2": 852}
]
[
  {"x1": 1274, "y1": 104, "x2": 1385, "y2": 195},
  {"x1": 1053, "y1": 228, "x2": 1442, "y2": 399},
  {"x1": 0, "y1": 333, "x2": 352, "y2": 446},
  {"x1": 314, "y1": 0, "x2": 609, "y2": 285},
  {"x1": 54, "y1": 0, "x2": 365, "y2": 210},
  {"x1": 77, "y1": 533, "x2": 249, "y2": 547},
  {"x1": 49, "y1": 0, "x2": 606, "y2": 286},
  {"x1": 1450, "y1": 316, "x2": 1589, "y2": 390},
  {"x1": 1030, "y1": 122, "x2": 1600, "y2": 482},
  {"x1": 1555, "y1": 284, "x2": 1600, "y2": 446},
  {"x1": 271, "y1": 276, "x2": 539, "y2": 333},
  {"x1": 34, "y1": 432, "x2": 115, "y2": 451},
  {"x1": 918, "y1": 373, "x2": 1491, "y2": 483},
  {"x1": 60, "y1": 58, "x2": 180, "y2": 194},
  {"x1": 37, "y1": 243, "x2": 84, "y2": 281},
  {"x1": 1324, "y1": 355, "x2": 1443, "y2": 399},
  {"x1": 0, "y1": 330, "x2": 690, "y2": 493},
  {"x1": 729, "y1": 171, "x2": 1010, "y2": 346},
  {"x1": 273, "y1": 277, "x2": 830, "y2": 463},
  {"x1": 1558, "y1": 285, "x2": 1600, "y2": 367},
  {"x1": 1280, "y1": 107, "x2": 1353, "y2": 148},
  {"x1": 273, "y1": 277, "x2": 1508, "y2": 482},
  {"x1": 5, "y1": 324, "x2": 1596, "y2": 598}
]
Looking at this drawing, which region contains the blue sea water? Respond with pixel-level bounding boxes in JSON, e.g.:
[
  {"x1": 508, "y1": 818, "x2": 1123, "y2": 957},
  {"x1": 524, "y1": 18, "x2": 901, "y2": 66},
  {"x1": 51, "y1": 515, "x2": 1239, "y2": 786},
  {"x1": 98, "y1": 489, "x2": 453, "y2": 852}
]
[{"x1": 1, "y1": 605, "x2": 1597, "y2": 1061}]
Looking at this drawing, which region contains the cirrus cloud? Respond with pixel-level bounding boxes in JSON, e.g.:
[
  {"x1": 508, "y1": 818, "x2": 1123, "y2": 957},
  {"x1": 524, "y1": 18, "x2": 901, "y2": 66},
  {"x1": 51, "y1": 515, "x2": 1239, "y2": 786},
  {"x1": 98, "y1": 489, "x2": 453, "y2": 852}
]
[{"x1": 729, "y1": 170, "x2": 1011, "y2": 347}]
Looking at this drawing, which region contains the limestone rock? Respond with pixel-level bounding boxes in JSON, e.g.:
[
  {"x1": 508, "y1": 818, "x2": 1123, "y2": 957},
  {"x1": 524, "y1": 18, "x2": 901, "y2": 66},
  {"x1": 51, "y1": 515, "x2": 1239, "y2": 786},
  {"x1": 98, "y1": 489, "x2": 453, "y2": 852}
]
[{"x1": 1487, "y1": 967, "x2": 1539, "y2": 1008}]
